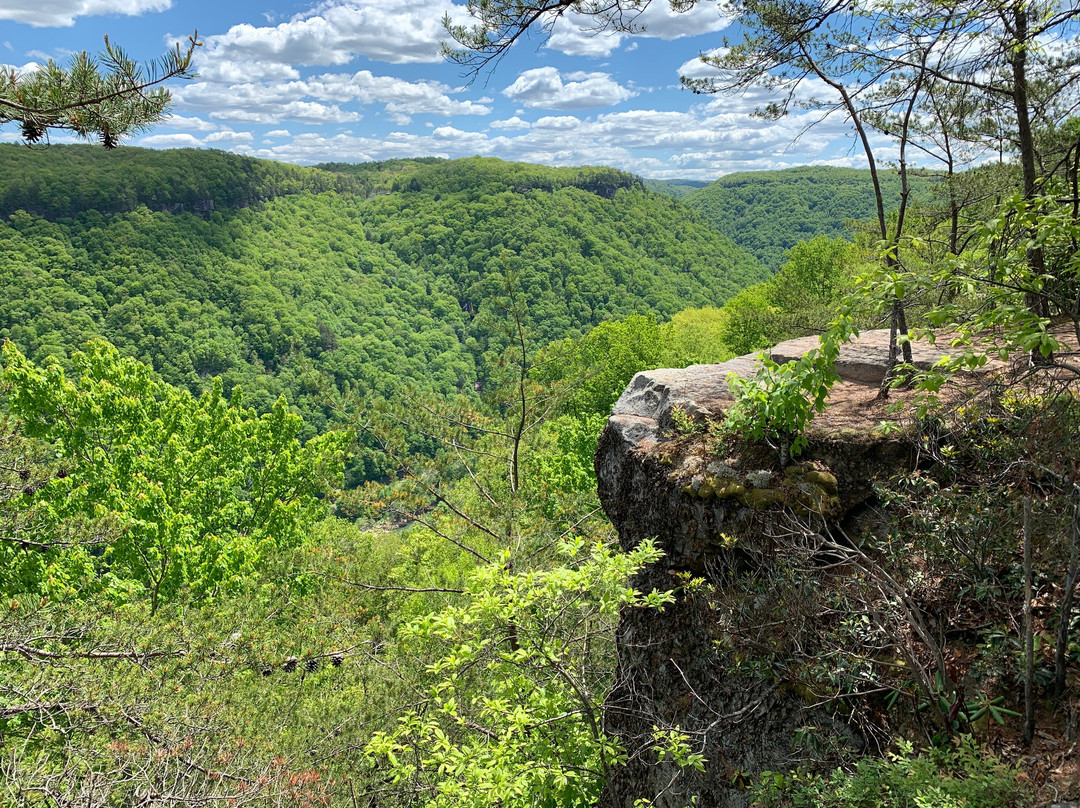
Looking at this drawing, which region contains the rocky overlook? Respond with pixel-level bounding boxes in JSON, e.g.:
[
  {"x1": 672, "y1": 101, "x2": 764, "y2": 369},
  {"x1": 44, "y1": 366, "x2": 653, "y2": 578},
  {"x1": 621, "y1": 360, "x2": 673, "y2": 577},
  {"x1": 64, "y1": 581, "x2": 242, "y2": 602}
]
[{"x1": 593, "y1": 330, "x2": 1004, "y2": 808}]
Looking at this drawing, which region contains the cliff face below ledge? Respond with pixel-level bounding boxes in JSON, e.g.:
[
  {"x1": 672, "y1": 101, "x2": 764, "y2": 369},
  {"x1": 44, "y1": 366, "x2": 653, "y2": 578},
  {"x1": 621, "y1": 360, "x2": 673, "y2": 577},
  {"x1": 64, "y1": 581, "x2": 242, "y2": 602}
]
[{"x1": 594, "y1": 330, "x2": 990, "y2": 808}]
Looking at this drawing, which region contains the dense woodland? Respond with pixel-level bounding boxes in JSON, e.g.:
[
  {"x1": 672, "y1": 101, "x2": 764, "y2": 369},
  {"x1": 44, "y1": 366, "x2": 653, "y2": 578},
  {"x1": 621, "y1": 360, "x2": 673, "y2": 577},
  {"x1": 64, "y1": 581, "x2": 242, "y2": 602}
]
[
  {"x1": 0, "y1": 147, "x2": 764, "y2": 449},
  {"x1": 682, "y1": 166, "x2": 940, "y2": 269},
  {"x1": 2, "y1": 0, "x2": 1080, "y2": 796}
]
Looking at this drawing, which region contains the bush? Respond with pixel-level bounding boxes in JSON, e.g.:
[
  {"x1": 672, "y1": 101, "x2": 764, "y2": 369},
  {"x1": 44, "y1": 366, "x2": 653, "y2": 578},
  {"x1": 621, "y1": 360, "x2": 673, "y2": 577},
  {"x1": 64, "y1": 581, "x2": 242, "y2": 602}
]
[{"x1": 751, "y1": 737, "x2": 1029, "y2": 808}]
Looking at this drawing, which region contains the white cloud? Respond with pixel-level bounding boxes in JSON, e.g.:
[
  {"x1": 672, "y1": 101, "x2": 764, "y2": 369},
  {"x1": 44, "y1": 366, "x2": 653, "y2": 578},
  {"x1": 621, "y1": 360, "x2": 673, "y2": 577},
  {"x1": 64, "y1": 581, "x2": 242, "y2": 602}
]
[
  {"x1": 266, "y1": 129, "x2": 292, "y2": 138},
  {"x1": 172, "y1": 67, "x2": 491, "y2": 126},
  {"x1": 546, "y1": 25, "x2": 627, "y2": 58},
  {"x1": 632, "y1": 2, "x2": 729, "y2": 40},
  {"x1": 546, "y1": 2, "x2": 731, "y2": 57},
  {"x1": 489, "y1": 116, "x2": 531, "y2": 130},
  {"x1": 194, "y1": 58, "x2": 301, "y2": 83},
  {"x1": 204, "y1": 130, "x2": 254, "y2": 143},
  {"x1": 678, "y1": 49, "x2": 728, "y2": 80},
  {"x1": 0, "y1": 0, "x2": 169, "y2": 28},
  {"x1": 138, "y1": 133, "x2": 204, "y2": 148},
  {"x1": 503, "y1": 67, "x2": 635, "y2": 110},
  {"x1": 160, "y1": 114, "x2": 217, "y2": 132},
  {"x1": 211, "y1": 100, "x2": 362, "y2": 124},
  {"x1": 305, "y1": 71, "x2": 492, "y2": 115},
  {"x1": 532, "y1": 115, "x2": 587, "y2": 131},
  {"x1": 0, "y1": 61, "x2": 42, "y2": 76},
  {"x1": 198, "y1": 0, "x2": 466, "y2": 68}
]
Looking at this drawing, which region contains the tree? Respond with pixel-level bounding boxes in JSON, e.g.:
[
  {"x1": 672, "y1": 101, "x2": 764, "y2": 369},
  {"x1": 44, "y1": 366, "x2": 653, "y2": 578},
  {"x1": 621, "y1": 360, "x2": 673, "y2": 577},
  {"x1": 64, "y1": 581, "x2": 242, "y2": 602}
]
[
  {"x1": 364, "y1": 538, "x2": 672, "y2": 808},
  {"x1": 1, "y1": 32, "x2": 200, "y2": 147},
  {"x1": 1, "y1": 339, "x2": 347, "y2": 612}
]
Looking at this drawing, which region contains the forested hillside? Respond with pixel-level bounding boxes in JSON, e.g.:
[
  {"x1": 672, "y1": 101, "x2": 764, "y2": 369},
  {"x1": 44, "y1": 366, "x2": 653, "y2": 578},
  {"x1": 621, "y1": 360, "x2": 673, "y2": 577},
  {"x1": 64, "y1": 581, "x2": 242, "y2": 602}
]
[
  {"x1": 0, "y1": 146, "x2": 370, "y2": 219},
  {"x1": 684, "y1": 166, "x2": 940, "y2": 269},
  {"x1": 0, "y1": 147, "x2": 765, "y2": 433},
  {"x1": 642, "y1": 178, "x2": 710, "y2": 199}
]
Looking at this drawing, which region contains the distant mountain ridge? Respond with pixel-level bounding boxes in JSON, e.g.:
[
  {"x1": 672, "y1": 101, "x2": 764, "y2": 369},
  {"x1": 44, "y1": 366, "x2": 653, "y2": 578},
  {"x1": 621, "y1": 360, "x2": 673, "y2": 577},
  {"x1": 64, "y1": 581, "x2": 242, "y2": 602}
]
[
  {"x1": 682, "y1": 165, "x2": 941, "y2": 269},
  {"x1": 643, "y1": 179, "x2": 711, "y2": 199},
  {"x1": 0, "y1": 146, "x2": 650, "y2": 219},
  {"x1": 0, "y1": 148, "x2": 766, "y2": 446},
  {"x1": 0, "y1": 145, "x2": 369, "y2": 220}
]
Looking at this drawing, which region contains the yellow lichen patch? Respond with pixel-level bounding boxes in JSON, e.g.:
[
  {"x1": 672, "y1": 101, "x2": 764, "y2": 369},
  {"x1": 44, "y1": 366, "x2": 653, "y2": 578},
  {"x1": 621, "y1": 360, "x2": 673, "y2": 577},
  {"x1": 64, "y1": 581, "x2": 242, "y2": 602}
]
[
  {"x1": 741, "y1": 487, "x2": 787, "y2": 509},
  {"x1": 801, "y1": 470, "x2": 838, "y2": 496},
  {"x1": 717, "y1": 482, "x2": 747, "y2": 499}
]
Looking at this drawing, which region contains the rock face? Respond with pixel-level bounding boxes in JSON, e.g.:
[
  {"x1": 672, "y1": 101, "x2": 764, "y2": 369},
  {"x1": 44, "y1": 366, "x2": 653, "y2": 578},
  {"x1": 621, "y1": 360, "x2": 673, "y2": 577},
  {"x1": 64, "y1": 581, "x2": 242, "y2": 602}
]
[{"x1": 594, "y1": 331, "x2": 936, "y2": 807}]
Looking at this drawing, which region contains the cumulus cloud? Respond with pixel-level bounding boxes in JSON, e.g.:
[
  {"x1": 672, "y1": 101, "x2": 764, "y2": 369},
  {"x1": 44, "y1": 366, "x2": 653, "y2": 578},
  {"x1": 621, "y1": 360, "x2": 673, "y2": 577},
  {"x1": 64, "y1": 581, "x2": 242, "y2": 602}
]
[
  {"x1": 226, "y1": 96, "x2": 866, "y2": 181},
  {"x1": 304, "y1": 71, "x2": 492, "y2": 115},
  {"x1": 546, "y1": 2, "x2": 730, "y2": 57},
  {"x1": 678, "y1": 49, "x2": 728, "y2": 80},
  {"x1": 172, "y1": 68, "x2": 490, "y2": 126},
  {"x1": 0, "y1": 61, "x2": 42, "y2": 76},
  {"x1": 0, "y1": 0, "x2": 169, "y2": 28},
  {"x1": 547, "y1": 25, "x2": 626, "y2": 58},
  {"x1": 135, "y1": 130, "x2": 256, "y2": 148},
  {"x1": 138, "y1": 133, "x2": 204, "y2": 148},
  {"x1": 696, "y1": 74, "x2": 842, "y2": 117},
  {"x1": 212, "y1": 100, "x2": 363, "y2": 125},
  {"x1": 194, "y1": 59, "x2": 301, "y2": 83},
  {"x1": 503, "y1": 67, "x2": 634, "y2": 110},
  {"x1": 632, "y1": 2, "x2": 729, "y2": 40},
  {"x1": 204, "y1": 130, "x2": 255, "y2": 143},
  {"x1": 198, "y1": 0, "x2": 466, "y2": 68},
  {"x1": 160, "y1": 114, "x2": 217, "y2": 132},
  {"x1": 489, "y1": 116, "x2": 531, "y2": 130}
]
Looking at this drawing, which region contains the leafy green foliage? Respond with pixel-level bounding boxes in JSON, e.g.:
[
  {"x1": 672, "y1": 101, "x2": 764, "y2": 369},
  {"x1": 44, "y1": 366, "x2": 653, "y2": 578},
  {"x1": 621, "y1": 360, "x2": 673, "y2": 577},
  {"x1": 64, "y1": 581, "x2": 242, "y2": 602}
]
[
  {"x1": 533, "y1": 412, "x2": 610, "y2": 496},
  {"x1": 642, "y1": 178, "x2": 710, "y2": 199},
  {"x1": 1, "y1": 340, "x2": 346, "y2": 608},
  {"x1": 0, "y1": 149, "x2": 766, "y2": 452},
  {"x1": 539, "y1": 314, "x2": 671, "y2": 419},
  {"x1": 365, "y1": 539, "x2": 672, "y2": 808},
  {"x1": 664, "y1": 306, "x2": 733, "y2": 366},
  {"x1": 713, "y1": 236, "x2": 865, "y2": 357},
  {"x1": 723, "y1": 316, "x2": 853, "y2": 461},
  {"x1": 684, "y1": 166, "x2": 939, "y2": 270},
  {"x1": 906, "y1": 192, "x2": 1079, "y2": 402},
  {"x1": 716, "y1": 284, "x2": 782, "y2": 357},
  {"x1": 771, "y1": 236, "x2": 860, "y2": 310},
  {"x1": 751, "y1": 737, "x2": 1028, "y2": 808},
  {"x1": 0, "y1": 144, "x2": 367, "y2": 219}
]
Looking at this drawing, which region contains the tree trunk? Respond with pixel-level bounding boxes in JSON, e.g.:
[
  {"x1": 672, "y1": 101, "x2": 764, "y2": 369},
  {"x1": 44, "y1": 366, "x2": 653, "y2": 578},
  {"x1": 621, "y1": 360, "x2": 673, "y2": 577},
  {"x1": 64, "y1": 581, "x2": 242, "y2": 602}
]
[{"x1": 1008, "y1": 1, "x2": 1053, "y2": 366}]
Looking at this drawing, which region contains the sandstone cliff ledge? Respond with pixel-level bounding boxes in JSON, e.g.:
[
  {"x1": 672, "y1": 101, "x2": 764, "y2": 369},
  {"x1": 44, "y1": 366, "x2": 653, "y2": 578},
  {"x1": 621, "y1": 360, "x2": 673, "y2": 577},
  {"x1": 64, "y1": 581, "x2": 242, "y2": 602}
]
[{"x1": 594, "y1": 330, "x2": 986, "y2": 808}]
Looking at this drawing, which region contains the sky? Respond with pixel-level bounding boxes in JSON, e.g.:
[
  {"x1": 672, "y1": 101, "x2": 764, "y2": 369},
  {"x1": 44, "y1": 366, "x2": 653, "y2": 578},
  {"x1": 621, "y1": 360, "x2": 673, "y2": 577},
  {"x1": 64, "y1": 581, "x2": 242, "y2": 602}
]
[{"x1": 0, "y1": 0, "x2": 882, "y2": 180}]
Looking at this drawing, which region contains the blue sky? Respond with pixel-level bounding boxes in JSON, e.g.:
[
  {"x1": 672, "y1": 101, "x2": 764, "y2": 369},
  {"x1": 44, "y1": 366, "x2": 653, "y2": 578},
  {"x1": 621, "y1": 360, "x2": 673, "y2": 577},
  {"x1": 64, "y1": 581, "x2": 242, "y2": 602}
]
[{"x1": 0, "y1": 0, "x2": 878, "y2": 179}]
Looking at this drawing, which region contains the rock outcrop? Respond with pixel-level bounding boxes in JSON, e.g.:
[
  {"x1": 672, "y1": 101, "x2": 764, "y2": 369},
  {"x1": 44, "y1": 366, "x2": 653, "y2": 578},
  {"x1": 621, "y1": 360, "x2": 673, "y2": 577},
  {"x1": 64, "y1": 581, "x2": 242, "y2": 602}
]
[{"x1": 594, "y1": 330, "x2": 982, "y2": 807}]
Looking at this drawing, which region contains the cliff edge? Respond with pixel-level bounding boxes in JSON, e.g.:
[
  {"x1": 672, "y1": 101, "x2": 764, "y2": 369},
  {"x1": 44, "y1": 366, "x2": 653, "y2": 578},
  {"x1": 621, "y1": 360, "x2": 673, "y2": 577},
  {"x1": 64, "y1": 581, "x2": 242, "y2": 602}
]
[{"x1": 594, "y1": 330, "x2": 994, "y2": 807}]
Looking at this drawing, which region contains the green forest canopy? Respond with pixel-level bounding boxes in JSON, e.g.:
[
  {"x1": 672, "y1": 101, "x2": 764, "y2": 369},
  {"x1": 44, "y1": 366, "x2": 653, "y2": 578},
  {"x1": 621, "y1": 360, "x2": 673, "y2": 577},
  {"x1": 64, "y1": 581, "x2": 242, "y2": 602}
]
[
  {"x1": 0, "y1": 146, "x2": 767, "y2": 438},
  {"x1": 683, "y1": 165, "x2": 940, "y2": 269}
]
